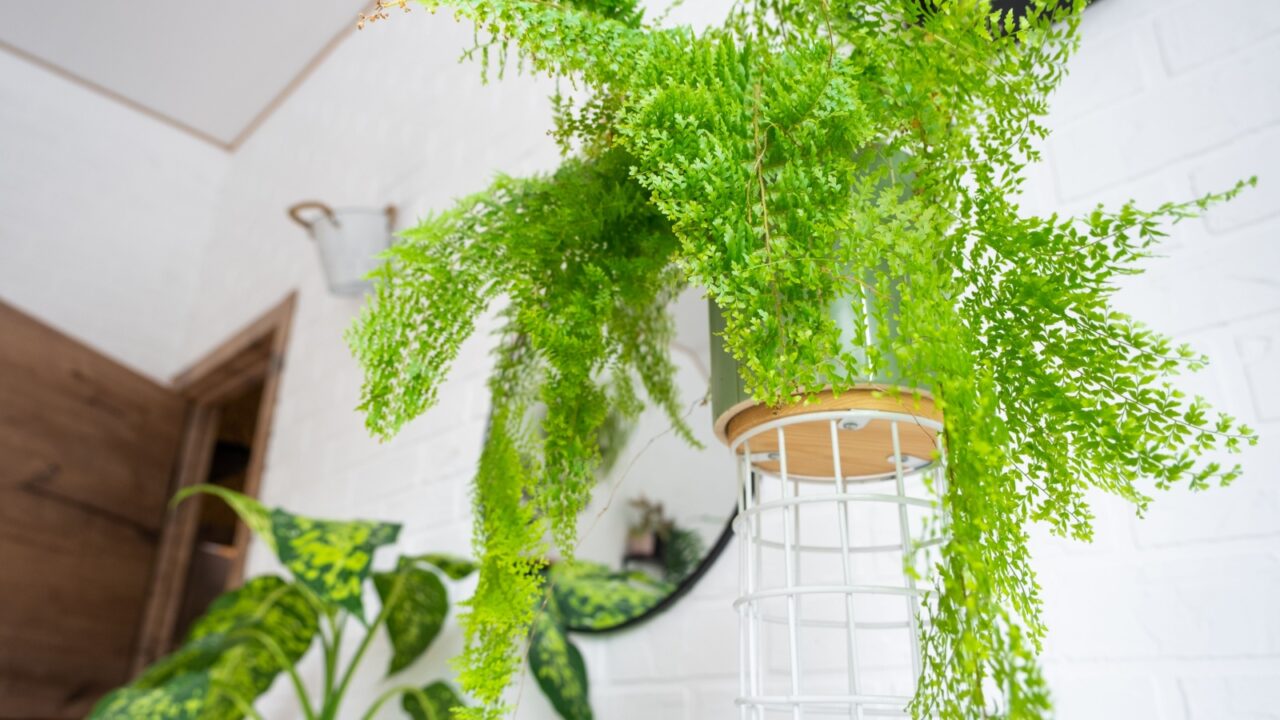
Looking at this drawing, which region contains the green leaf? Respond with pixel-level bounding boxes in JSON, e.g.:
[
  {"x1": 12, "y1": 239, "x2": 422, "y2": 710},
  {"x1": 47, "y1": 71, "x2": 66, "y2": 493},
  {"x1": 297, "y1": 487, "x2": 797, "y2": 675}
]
[
  {"x1": 131, "y1": 633, "x2": 244, "y2": 690},
  {"x1": 402, "y1": 681, "x2": 466, "y2": 720},
  {"x1": 662, "y1": 527, "x2": 705, "y2": 584},
  {"x1": 416, "y1": 552, "x2": 479, "y2": 580},
  {"x1": 93, "y1": 577, "x2": 316, "y2": 720},
  {"x1": 528, "y1": 612, "x2": 592, "y2": 720},
  {"x1": 89, "y1": 672, "x2": 211, "y2": 720},
  {"x1": 550, "y1": 561, "x2": 671, "y2": 631},
  {"x1": 173, "y1": 484, "x2": 275, "y2": 551},
  {"x1": 173, "y1": 486, "x2": 403, "y2": 620},
  {"x1": 374, "y1": 560, "x2": 449, "y2": 675},
  {"x1": 184, "y1": 576, "x2": 319, "y2": 720},
  {"x1": 269, "y1": 508, "x2": 401, "y2": 619}
]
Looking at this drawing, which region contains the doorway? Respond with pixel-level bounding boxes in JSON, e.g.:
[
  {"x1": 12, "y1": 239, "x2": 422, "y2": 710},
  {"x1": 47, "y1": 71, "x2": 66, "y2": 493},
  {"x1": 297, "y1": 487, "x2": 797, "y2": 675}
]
[
  {"x1": 132, "y1": 293, "x2": 295, "y2": 671},
  {"x1": 171, "y1": 379, "x2": 264, "y2": 642},
  {"x1": 0, "y1": 294, "x2": 295, "y2": 717}
]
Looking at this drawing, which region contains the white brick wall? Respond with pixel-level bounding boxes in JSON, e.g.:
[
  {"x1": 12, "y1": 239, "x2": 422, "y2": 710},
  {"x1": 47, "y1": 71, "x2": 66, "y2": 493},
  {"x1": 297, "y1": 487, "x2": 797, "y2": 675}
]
[
  {"x1": 1, "y1": 0, "x2": 1277, "y2": 717},
  {"x1": 1025, "y1": 2, "x2": 1280, "y2": 717},
  {"x1": 0, "y1": 50, "x2": 228, "y2": 380}
]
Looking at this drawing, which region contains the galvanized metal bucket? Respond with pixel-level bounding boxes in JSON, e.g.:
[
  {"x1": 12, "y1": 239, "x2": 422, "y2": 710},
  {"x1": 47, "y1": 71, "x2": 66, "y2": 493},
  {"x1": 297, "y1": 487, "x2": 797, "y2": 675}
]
[
  {"x1": 288, "y1": 202, "x2": 396, "y2": 296},
  {"x1": 709, "y1": 150, "x2": 921, "y2": 438},
  {"x1": 708, "y1": 279, "x2": 911, "y2": 443}
]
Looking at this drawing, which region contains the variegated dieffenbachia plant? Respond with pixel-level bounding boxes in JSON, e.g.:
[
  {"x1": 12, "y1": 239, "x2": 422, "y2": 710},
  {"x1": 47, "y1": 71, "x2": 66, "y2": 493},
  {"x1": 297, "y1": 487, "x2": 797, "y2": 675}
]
[
  {"x1": 524, "y1": 561, "x2": 674, "y2": 720},
  {"x1": 89, "y1": 485, "x2": 470, "y2": 720}
]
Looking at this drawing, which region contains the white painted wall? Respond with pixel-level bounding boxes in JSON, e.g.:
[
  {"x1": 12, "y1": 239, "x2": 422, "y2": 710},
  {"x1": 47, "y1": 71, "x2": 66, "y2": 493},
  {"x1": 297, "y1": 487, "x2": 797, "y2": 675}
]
[
  {"x1": 177, "y1": 11, "x2": 571, "y2": 718},
  {"x1": 0, "y1": 49, "x2": 228, "y2": 380},
  {"x1": 2, "y1": 0, "x2": 1277, "y2": 717},
  {"x1": 1023, "y1": 1, "x2": 1280, "y2": 716}
]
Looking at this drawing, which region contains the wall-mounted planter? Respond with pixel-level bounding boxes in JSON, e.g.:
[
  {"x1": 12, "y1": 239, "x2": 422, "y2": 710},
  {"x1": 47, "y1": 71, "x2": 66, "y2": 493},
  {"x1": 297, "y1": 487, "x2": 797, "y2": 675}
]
[{"x1": 288, "y1": 202, "x2": 396, "y2": 296}]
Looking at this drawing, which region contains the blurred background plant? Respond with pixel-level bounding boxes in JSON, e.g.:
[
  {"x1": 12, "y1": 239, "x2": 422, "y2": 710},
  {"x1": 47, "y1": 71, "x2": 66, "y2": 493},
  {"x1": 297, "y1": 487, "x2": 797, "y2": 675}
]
[{"x1": 89, "y1": 485, "x2": 470, "y2": 720}]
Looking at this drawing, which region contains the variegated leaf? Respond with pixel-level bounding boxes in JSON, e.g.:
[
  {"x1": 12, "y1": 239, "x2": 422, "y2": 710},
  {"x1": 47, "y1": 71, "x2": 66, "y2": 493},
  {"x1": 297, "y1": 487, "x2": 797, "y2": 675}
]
[
  {"x1": 270, "y1": 509, "x2": 401, "y2": 618},
  {"x1": 173, "y1": 484, "x2": 276, "y2": 550},
  {"x1": 88, "y1": 672, "x2": 210, "y2": 720},
  {"x1": 415, "y1": 552, "x2": 478, "y2": 580},
  {"x1": 94, "y1": 577, "x2": 317, "y2": 720},
  {"x1": 529, "y1": 611, "x2": 592, "y2": 720},
  {"x1": 131, "y1": 633, "x2": 242, "y2": 690},
  {"x1": 550, "y1": 561, "x2": 672, "y2": 631},
  {"x1": 374, "y1": 561, "x2": 448, "y2": 675},
  {"x1": 402, "y1": 680, "x2": 466, "y2": 720},
  {"x1": 185, "y1": 576, "x2": 319, "y2": 720}
]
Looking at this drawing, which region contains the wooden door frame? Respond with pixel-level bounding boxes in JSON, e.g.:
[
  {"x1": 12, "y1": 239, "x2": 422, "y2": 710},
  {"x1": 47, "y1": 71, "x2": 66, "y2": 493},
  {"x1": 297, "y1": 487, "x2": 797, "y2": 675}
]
[{"x1": 132, "y1": 292, "x2": 296, "y2": 672}]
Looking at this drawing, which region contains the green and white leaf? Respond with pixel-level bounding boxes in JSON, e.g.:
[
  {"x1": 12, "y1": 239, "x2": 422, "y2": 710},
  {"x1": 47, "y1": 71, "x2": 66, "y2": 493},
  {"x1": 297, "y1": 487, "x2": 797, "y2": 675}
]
[
  {"x1": 130, "y1": 632, "x2": 244, "y2": 691},
  {"x1": 662, "y1": 527, "x2": 705, "y2": 584},
  {"x1": 88, "y1": 672, "x2": 211, "y2": 720},
  {"x1": 416, "y1": 552, "x2": 478, "y2": 580},
  {"x1": 528, "y1": 611, "x2": 592, "y2": 720},
  {"x1": 374, "y1": 560, "x2": 449, "y2": 675},
  {"x1": 90, "y1": 576, "x2": 316, "y2": 720},
  {"x1": 402, "y1": 680, "x2": 467, "y2": 720},
  {"x1": 550, "y1": 561, "x2": 671, "y2": 631},
  {"x1": 270, "y1": 508, "x2": 401, "y2": 619},
  {"x1": 173, "y1": 484, "x2": 275, "y2": 551},
  {"x1": 184, "y1": 576, "x2": 319, "y2": 720}
]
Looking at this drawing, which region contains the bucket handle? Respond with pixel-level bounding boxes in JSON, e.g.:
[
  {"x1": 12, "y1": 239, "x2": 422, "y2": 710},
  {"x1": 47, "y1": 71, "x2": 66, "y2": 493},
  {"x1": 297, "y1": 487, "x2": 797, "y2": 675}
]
[
  {"x1": 287, "y1": 201, "x2": 338, "y2": 231},
  {"x1": 288, "y1": 203, "x2": 397, "y2": 232}
]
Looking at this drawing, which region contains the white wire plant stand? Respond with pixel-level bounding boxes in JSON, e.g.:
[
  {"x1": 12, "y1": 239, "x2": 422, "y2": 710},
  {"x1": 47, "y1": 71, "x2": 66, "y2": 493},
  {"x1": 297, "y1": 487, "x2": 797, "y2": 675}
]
[{"x1": 726, "y1": 397, "x2": 947, "y2": 720}]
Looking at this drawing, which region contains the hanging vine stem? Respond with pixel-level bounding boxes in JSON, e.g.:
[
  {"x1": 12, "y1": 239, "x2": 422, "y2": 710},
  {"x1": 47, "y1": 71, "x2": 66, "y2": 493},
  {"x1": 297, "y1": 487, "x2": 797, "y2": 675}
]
[
  {"x1": 749, "y1": 78, "x2": 790, "y2": 370},
  {"x1": 505, "y1": 389, "x2": 705, "y2": 717}
]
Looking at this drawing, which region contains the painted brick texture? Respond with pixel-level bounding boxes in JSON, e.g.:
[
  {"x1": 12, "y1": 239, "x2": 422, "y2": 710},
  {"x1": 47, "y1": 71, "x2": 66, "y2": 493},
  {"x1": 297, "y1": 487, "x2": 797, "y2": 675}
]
[
  {"x1": 0, "y1": 0, "x2": 1275, "y2": 717},
  {"x1": 225, "y1": 4, "x2": 1280, "y2": 714}
]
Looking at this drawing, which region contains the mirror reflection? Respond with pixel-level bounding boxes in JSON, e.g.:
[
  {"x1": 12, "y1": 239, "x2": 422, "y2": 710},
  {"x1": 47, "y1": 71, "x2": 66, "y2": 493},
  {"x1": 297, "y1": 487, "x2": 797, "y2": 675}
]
[{"x1": 551, "y1": 289, "x2": 738, "y2": 631}]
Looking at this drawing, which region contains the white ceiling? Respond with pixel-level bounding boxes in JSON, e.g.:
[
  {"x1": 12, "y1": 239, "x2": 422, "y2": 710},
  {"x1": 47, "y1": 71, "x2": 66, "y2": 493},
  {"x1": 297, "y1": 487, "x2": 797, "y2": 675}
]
[{"x1": 0, "y1": 0, "x2": 370, "y2": 149}]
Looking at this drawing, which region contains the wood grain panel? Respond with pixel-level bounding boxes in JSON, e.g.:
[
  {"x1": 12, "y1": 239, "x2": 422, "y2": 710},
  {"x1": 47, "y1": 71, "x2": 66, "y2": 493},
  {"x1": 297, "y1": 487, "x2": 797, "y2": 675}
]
[{"x1": 0, "y1": 301, "x2": 187, "y2": 718}]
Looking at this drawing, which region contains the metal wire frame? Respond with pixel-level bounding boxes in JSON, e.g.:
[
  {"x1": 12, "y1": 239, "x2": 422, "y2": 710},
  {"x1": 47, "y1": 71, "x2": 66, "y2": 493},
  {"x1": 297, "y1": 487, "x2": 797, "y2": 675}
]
[{"x1": 732, "y1": 409, "x2": 946, "y2": 720}]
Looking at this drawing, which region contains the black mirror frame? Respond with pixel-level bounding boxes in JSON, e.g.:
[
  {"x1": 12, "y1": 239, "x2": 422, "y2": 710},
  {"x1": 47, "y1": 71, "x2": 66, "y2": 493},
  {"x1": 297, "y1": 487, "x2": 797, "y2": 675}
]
[{"x1": 563, "y1": 503, "x2": 738, "y2": 635}]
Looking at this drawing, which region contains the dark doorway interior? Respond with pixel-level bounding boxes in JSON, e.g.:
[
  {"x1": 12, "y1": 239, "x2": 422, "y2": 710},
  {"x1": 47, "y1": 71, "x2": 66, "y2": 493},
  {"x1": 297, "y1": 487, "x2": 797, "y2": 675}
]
[{"x1": 170, "y1": 380, "x2": 265, "y2": 645}]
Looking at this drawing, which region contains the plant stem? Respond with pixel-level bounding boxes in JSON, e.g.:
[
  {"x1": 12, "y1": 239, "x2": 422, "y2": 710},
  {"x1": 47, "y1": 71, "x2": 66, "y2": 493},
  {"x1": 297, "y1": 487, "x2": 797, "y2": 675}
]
[
  {"x1": 324, "y1": 575, "x2": 404, "y2": 719},
  {"x1": 359, "y1": 685, "x2": 431, "y2": 720},
  {"x1": 243, "y1": 628, "x2": 318, "y2": 720},
  {"x1": 319, "y1": 632, "x2": 334, "y2": 700},
  {"x1": 324, "y1": 620, "x2": 381, "y2": 719},
  {"x1": 217, "y1": 688, "x2": 267, "y2": 720},
  {"x1": 322, "y1": 612, "x2": 344, "y2": 702}
]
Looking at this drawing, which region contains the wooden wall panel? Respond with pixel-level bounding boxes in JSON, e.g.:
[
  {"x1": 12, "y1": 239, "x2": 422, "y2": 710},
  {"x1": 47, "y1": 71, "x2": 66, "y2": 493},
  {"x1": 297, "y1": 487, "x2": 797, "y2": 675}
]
[{"x1": 0, "y1": 301, "x2": 187, "y2": 719}]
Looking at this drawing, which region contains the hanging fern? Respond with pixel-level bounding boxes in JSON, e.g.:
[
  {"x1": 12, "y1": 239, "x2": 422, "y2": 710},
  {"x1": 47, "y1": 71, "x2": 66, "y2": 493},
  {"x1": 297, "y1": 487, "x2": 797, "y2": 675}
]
[
  {"x1": 349, "y1": 0, "x2": 1257, "y2": 717},
  {"x1": 350, "y1": 147, "x2": 692, "y2": 713}
]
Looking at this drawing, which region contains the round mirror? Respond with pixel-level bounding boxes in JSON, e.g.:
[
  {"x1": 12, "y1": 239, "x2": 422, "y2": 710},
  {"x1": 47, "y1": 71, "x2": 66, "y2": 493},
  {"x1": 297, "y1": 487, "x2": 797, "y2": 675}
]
[{"x1": 560, "y1": 289, "x2": 738, "y2": 633}]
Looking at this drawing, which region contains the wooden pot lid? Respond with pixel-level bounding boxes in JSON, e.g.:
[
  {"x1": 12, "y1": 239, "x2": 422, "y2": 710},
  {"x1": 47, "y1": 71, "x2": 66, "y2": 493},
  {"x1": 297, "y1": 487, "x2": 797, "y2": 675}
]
[{"x1": 716, "y1": 388, "x2": 942, "y2": 481}]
